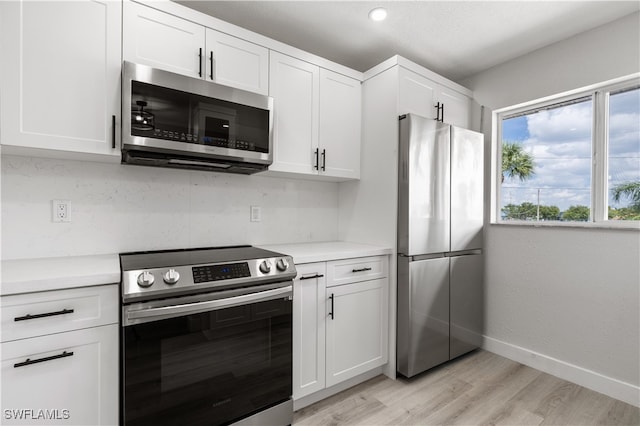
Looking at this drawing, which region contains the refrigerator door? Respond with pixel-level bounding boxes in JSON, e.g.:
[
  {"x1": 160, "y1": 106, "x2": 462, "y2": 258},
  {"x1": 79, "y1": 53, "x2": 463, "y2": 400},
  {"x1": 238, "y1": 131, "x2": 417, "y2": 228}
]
[
  {"x1": 397, "y1": 255, "x2": 449, "y2": 378},
  {"x1": 450, "y1": 253, "x2": 484, "y2": 359},
  {"x1": 398, "y1": 114, "x2": 451, "y2": 256},
  {"x1": 450, "y1": 126, "x2": 484, "y2": 252}
]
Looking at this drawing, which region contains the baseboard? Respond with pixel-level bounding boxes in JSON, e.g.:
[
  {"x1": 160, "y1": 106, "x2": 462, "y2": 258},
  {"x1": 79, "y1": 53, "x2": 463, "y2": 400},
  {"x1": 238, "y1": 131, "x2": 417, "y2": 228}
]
[{"x1": 482, "y1": 335, "x2": 640, "y2": 407}]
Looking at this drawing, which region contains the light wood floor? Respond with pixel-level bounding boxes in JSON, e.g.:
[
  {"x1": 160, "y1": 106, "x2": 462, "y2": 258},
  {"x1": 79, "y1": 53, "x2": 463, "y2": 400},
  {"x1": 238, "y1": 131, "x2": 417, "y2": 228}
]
[{"x1": 293, "y1": 350, "x2": 639, "y2": 426}]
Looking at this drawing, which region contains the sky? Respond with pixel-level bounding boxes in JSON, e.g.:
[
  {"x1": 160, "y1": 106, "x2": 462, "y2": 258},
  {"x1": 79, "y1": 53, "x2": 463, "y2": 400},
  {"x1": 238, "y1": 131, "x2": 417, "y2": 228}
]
[{"x1": 501, "y1": 88, "x2": 640, "y2": 213}]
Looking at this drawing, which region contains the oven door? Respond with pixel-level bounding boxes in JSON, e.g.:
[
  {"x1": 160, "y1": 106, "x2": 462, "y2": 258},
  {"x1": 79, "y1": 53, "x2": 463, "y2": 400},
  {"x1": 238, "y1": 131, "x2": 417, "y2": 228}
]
[{"x1": 121, "y1": 284, "x2": 292, "y2": 426}]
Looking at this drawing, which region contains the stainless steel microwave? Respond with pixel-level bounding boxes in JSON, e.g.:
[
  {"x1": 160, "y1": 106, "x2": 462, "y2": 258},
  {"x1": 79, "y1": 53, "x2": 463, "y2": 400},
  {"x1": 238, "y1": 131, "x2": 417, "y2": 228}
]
[{"x1": 122, "y1": 61, "x2": 273, "y2": 174}]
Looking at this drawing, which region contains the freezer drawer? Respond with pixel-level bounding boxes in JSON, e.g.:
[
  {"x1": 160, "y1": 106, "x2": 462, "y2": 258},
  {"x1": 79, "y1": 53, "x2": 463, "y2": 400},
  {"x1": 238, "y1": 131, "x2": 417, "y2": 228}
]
[
  {"x1": 397, "y1": 255, "x2": 449, "y2": 378},
  {"x1": 450, "y1": 254, "x2": 484, "y2": 359}
]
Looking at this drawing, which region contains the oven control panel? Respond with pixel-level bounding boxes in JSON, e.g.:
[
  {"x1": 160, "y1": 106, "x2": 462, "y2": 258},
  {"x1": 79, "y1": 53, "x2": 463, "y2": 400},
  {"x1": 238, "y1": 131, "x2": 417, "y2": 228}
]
[
  {"x1": 192, "y1": 263, "x2": 251, "y2": 283},
  {"x1": 121, "y1": 256, "x2": 296, "y2": 303}
]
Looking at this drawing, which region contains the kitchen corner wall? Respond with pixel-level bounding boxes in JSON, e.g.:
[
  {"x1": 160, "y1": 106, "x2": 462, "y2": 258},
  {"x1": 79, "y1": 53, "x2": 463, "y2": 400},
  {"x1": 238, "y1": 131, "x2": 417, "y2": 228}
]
[
  {"x1": 461, "y1": 12, "x2": 640, "y2": 403},
  {"x1": 1, "y1": 155, "x2": 338, "y2": 260}
]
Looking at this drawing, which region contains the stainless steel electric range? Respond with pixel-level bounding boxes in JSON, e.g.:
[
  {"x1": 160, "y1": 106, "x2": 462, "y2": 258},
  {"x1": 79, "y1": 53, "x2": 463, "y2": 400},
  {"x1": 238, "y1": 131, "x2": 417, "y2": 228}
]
[{"x1": 119, "y1": 245, "x2": 296, "y2": 426}]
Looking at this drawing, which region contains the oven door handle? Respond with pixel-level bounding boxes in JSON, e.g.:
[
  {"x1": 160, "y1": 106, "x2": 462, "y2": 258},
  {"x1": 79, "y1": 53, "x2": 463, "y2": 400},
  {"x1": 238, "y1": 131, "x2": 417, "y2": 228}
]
[{"x1": 124, "y1": 285, "x2": 292, "y2": 326}]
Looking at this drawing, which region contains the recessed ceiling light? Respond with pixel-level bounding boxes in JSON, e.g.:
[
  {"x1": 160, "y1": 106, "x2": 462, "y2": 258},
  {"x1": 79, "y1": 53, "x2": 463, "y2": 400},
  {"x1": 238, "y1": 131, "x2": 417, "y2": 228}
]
[{"x1": 368, "y1": 7, "x2": 387, "y2": 22}]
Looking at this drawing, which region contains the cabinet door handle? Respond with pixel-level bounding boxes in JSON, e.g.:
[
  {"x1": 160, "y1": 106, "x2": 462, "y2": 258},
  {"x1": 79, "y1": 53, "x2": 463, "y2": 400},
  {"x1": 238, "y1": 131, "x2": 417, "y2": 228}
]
[
  {"x1": 209, "y1": 51, "x2": 214, "y2": 80},
  {"x1": 434, "y1": 102, "x2": 441, "y2": 121},
  {"x1": 329, "y1": 293, "x2": 334, "y2": 320},
  {"x1": 352, "y1": 267, "x2": 372, "y2": 273},
  {"x1": 441, "y1": 103, "x2": 445, "y2": 122},
  {"x1": 198, "y1": 48, "x2": 203, "y2": 77},
  {"x1": 14, "y1": 308, "x2": 74, "y2": 322},
  {"x1": 299, "y1": 273, "x2": 324, "y2": 280},
  {"x1": 314, "y1": 148, "x2": 319, "y2": 170},
  {"x1": 321, "y1": 149, "x2": 326, "y2": 171},
  {"x1": 112, "y1": 115, "x2": 116, "y2": 149},
  {"x1": 14, "y1": 351, "x2": 74, "y2": 368}
]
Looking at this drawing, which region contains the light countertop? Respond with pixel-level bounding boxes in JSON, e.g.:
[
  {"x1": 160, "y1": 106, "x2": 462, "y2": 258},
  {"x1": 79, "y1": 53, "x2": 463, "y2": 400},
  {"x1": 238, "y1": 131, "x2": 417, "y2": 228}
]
[
  {"x1": 1, "y1": 241, "x2": 392, "y2": 296},
  {"x1": 1, "y1": 254, "x2": 120, "y2": 296},
  {"x1": 257, "y1": 241, "x2": 392, "y2": 264}
]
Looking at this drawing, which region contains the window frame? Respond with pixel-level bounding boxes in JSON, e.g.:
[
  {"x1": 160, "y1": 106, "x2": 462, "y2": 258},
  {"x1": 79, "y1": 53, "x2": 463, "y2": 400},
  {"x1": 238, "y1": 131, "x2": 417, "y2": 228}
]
[{"x1": 492, "y1": 73, "x2": 640, "y2": 229}]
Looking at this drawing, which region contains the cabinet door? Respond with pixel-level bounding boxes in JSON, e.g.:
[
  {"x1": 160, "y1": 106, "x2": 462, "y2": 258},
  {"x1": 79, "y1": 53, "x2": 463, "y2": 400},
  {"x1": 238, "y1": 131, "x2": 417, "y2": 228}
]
[
  {"x1": 325, "y1": 278, "x2": 388, "y2": 387},
  {"x1": 269, "y1": 51, "x2": 319, "y2": 175},
  {"x1": 450, "y1": 254, "x2": 483, "y2": 359},
  {"x1": 0, "y1": 0, "x2": 121, "y2": 156},
  {"x1": 437, "y1": 85, "x2": 471, "y2": 128},
  {"x1": 205, "y1": 29, "x2": 269, "y2": 95},
  {"x1": 1, "y1": 325, "x2": 118, "y2": 425},
  {"x1": 319, "y1": 69, "x2": 361, "y2": 179},
  {"x1": 398, "y1": 67, "x2": 438, "y2": 119},
  {"x1": 123, "y1": 1, "x2": 204, "y2": 79},
  {"x1": 293, "y1": 263, "x2": 326, "y2": 400}
]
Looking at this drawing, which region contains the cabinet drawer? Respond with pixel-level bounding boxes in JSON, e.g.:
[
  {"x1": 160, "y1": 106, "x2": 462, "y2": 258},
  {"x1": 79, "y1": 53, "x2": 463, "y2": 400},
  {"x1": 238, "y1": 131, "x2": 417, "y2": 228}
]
[
  {"x1": 326, "y1": 256, "x2": 387, "y2": 287},
  {"x1": 1, "y1": 285, "x2": 118, "y2": 342},
  {"x1": 1, "y1": 325, "x2": 118, "y2": 425}
]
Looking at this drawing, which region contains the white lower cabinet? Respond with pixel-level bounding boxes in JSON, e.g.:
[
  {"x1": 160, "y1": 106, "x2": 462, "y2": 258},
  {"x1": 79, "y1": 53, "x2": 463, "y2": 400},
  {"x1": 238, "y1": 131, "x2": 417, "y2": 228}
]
[
  {"x1": 1, "y1": 326, "x2": 118, "y2": 426},
  {"x1": 325, "y1": 278, "x2": 388, "y2": 387},
  {"x1": 0, "y1": 285, "x2": 118, "y2": 425},
  {"x1": 293, "y1": 256, "x2": 388, "y2": 401},
  {"x1": 293, "y1": 263, "x2": 326, "y2": 399}
]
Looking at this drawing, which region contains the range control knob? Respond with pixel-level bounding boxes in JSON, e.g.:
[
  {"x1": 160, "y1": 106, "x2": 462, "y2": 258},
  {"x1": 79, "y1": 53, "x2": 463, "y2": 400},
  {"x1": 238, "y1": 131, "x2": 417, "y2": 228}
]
[
  {"x1": 137, "y1": 271, "x2": 155, "y2": 288},
  {"x1": 163, "y1": 268, "x2": 180, "y2": 285},
  {"x1": 259, "y1": 260, "x2": 272, "y2": 274},
  {"x1": 276, "y1": 258, "x2": 289, "y2": 272}
]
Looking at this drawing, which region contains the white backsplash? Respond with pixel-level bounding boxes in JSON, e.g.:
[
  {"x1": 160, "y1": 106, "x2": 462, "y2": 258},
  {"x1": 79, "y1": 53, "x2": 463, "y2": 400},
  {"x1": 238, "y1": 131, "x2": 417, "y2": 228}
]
[{"x1": 1, "y1": 155, "x2": 339, "y2": 260}]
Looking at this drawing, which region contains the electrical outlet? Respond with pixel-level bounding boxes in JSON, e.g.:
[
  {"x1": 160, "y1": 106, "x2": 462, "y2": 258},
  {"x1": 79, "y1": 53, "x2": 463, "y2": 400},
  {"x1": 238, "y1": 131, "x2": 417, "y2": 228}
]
[
  {"x1": 52, "y1": 200, "x2": 71, "y2": 223},
  {"x1": 250, "y1": 206, "x2": 261, "y2": 222}
]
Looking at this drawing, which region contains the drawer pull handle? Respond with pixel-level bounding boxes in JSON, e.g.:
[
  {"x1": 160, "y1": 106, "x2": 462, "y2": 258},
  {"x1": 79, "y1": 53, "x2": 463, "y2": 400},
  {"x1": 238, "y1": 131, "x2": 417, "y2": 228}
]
[
  {"x1": 14, "y1": 308, "x2": 74, "y2": 322},
  {"x1": 352, "y1": 267, "x2": 372, "y2": 273},
  {"x1": 300, "y1": 274, "x2": 324, "y2": 281},
  {"x1": 14, "y1": 351, "x2": 74, "y2": 368}
]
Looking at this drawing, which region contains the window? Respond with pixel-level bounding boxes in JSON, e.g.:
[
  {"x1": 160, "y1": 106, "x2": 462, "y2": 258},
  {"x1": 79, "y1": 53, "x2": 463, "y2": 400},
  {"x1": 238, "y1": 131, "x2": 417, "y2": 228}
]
[
  {"x1": 495, "y1": 77, "x2": 640, "y2": 227},
  {"x1": 608, "y1": 87, "x2": 640, "y2": 221}
]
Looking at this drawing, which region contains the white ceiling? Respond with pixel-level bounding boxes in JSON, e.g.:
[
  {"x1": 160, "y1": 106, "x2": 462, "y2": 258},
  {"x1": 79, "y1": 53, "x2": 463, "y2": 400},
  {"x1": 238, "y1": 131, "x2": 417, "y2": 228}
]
[{"x1": 176, "y1": 1, "x2": 640, "y2": 83}]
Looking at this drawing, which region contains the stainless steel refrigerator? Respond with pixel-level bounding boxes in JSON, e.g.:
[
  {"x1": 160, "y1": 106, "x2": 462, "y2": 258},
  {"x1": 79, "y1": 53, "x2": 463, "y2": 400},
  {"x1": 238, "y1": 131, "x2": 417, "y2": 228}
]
[{"x1": 397, "y1": 113, "x2": 484, "y2": 378}]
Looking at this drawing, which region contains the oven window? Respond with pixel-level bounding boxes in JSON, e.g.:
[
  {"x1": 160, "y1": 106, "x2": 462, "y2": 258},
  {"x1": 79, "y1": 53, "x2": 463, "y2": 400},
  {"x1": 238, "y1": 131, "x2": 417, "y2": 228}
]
[
  {"x1": 122, "y1": 298, "x2": 292, "y2": 426},
  {"x1": 130, "y1": 81, "x2": 270, "y2": 153}
]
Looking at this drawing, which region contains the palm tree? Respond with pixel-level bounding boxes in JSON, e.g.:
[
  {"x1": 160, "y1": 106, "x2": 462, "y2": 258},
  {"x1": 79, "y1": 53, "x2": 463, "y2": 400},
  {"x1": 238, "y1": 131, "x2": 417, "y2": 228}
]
[
  {"x1": 611, "y1": 181, "x2": 640, "y2": 210},
  {"x1": 502, "y1": 141, "x2": 535, "y2": 183}
]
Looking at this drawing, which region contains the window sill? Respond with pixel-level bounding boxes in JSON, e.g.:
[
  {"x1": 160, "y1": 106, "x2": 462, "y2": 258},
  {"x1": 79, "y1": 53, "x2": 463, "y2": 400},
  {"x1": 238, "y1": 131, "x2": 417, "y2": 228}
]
[{"x1": 490, "y1": 220, "x2": 640, "y2": 231}]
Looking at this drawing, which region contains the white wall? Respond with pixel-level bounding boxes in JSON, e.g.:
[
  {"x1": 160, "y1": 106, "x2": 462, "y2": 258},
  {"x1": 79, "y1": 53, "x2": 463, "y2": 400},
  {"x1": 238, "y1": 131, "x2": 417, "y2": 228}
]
[
  {"x1": 1, "y1": 155, "x2": 339, "y2": 260},
  {"x1": 462, "y1": 12, "x2": 640, "y2": 405}
]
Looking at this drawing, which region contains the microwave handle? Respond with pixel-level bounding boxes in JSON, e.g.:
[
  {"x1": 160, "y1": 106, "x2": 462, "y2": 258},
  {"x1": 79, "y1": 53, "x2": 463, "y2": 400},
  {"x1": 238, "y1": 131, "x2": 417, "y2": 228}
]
[{"x1": 124, "y1": 285, "x2": 292, "y2": 326}]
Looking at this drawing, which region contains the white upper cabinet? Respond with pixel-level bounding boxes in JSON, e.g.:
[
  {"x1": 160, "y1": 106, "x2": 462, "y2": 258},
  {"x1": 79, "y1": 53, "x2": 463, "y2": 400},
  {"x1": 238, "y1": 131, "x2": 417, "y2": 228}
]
[
  {"x1": 437, "y1": 84, "x2": 471, "y2": 129},
  {"x1": 319, "y1": 69, "x2": 361, "y2": 180},
  {"x1": 205, "y1": 29, "x2": 269, "y2": 95},
  {"x1": 269, "y1": 51, "x2": 320, "y2": 175},
  {"x1": 124, "y1": 1, "x2": 269, "y2": 95},
  {"x1": 269, "y1": 51, "x2": 361, "y2": 180},
  {"x1": 124, "y1": 1, "x2": 204, "y2": 78},
  {"x1": 398, "y1": 66, "x2": 470, "y2": 129},
  {"x1": 398, "y1": 67, "x2": 439, "y2": 120},
  {"x1": 0, "y1": 0, "x2": 121, "y2": 157}
]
